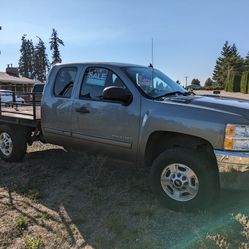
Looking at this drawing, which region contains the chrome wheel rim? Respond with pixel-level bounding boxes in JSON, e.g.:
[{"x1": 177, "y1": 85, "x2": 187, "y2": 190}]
[
  {"x1": 0, "y1": 132, "x2": 13, "y2": 157},
  {"x1": 160, "y1": 163, "x2": 199, "y2": 202}
]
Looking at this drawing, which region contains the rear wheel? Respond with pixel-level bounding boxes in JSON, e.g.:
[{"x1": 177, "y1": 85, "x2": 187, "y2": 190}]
[
  {"x1": 150, "y1": 148, "x2": 219, "y2": 211},
  {"x1": 0, "y1": 125, "x2": 27, "y2": 162}
]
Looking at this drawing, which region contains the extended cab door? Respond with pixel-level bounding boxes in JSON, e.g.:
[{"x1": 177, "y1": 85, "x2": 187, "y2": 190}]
[
  {"x1": 71, "y1": 66, "x2": 141, "y2": 162},
  {"x1": 41, "y1": 66, "x2": 78, "y2": 146}
]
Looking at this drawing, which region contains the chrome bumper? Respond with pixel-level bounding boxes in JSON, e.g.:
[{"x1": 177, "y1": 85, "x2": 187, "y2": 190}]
[{"x1": 214, "y1": 150, "x2": 249, "y2": 190}]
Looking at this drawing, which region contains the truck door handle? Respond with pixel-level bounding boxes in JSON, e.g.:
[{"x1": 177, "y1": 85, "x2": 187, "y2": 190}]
[{"x1": 75, "y1": 106, "x2": 90, "y2": 114}]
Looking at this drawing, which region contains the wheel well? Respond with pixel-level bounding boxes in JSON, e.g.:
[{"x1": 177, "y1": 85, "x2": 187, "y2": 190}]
[
  {"x1": 145, "y1": 131, "x2": 216, "y2": 168},
  {"x1": 0, "y1": 124, "x2": 34, "y2": 142}
]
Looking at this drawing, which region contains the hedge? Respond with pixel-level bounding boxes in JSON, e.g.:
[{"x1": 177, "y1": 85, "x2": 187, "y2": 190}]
[
  {"x1": 240, "y1": 71, "x2": 249, "y2": 94},
  {"x1": 225, "y1": 71, "x2": 241, "y2": 92}
]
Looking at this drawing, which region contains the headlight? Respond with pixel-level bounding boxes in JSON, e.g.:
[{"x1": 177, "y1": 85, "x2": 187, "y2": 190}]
[{"x1": 224, "y1": 124, "x2": 249, "y2": 150}]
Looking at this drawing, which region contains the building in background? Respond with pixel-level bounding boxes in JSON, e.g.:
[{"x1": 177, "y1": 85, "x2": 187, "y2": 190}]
[{"x1": 0, "y1": 65, "x2": 35, "y2": 92}]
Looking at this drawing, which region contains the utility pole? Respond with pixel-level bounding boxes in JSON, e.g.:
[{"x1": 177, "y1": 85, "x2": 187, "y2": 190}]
[{"x1": 185, "y1": 76, "x2": 188, "y2": 88}]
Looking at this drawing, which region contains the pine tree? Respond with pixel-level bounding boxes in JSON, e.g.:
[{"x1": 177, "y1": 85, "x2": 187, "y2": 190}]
[
  {"x1": 245, "y1": 52, "x2": 249, "y2": 69},
  {"x1": 204, "y1": 78, "x2": 213, "y2": 87},
  {"x1": 27, "y1": 39, "x2": 35, "y2": 78},
  {"x1": 49, "y1": 29, "x2": 64, "y2": 64},
  {"x1": 34, "y1": 37, "x2": 50, "y2": 82},
  {"x1": 213, "y1": 41, "x2": 231, "y2": 84},
  {"x1": 19, "y1": 35, "x2": 34, "y2": 78},
  {"x1": 213, "y1": 41, "x2": 243, "y2": 87},
  {"x1": 230, "y1": 43, "x2": 239, "y2": 57}
]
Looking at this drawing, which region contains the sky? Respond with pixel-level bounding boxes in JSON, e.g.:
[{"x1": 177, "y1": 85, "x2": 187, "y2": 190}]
[{"x1": 0, "y1": 0, "x2": 249, "y2": 85}]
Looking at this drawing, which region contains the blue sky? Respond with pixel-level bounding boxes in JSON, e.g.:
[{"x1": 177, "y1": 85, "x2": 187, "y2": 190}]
[{"x1": 0, "y1": 0, "x2": 249, "y2": 85}]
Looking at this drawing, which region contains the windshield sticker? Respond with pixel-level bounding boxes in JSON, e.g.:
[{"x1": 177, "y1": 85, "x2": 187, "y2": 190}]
[
  {"x1": 138, "y1": 75, "x2": 152, "y2": 86},
  {"x1": 86, "y1": 69, "x2": 108, "y2": 86}
]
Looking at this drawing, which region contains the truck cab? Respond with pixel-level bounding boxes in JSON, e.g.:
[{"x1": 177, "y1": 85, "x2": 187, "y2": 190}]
[{"x1": 41, "y1": 63, "x2": 141, "y2": 162}]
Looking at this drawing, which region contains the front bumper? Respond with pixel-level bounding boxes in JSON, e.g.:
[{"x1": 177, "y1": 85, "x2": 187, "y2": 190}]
[{"x1": 215, "y1": 150, "x2": 249, "y2": 190}]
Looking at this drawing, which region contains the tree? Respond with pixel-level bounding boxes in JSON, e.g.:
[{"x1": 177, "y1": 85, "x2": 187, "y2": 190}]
[
  {"x1": 204, "y1": 78, "x2": 214, "y2": 87},
  {"x1": 245, "y1": 52, "x2": 249, "y2": 70},
  {"x1": 213, "y1": 41, "x2": 232, "y2": 84},
  {"x1": 34, "y1": 37, "x2": 50, "y2": 82},
  {"x1": 191, "y1": 78, "x2": 200, "y2": 85},
  {"x1": 213, "y1": 41, "x2": 244, "y2": 87},
  {"x1": 19, "y1": 35, "x2": 35, "y2": 78},
  {"x1": 49, "y1": 28, "x2": 64, "y2": 64}
]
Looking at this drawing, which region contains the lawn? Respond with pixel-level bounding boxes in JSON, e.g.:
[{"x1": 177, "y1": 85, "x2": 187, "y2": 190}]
[{"x1": 0, "y1": 143, "x2": 249, "y2": 249}]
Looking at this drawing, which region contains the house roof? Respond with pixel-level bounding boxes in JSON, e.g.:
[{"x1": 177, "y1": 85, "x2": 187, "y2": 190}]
[{"x1": 0, "y1": 72, "x2": 35, "y2": 85}]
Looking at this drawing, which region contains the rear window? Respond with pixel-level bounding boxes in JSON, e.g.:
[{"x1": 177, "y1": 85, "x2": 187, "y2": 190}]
[{"x1": 54, "y1": 67, "x2": 77, "y2": 98}]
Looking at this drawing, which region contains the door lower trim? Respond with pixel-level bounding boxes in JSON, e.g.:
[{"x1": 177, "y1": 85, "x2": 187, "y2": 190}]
[
  {"x1": 43, "y1": 127, "x2": 71, "y2": 136},
  {"x1": 72, "y1": 132, "x2": 132, "y2": 149}
]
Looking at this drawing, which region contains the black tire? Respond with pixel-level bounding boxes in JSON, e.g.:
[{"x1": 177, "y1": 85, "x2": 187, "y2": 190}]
[
  {"x1": 150, "y1": 147, "x2": 219, "y2": 211},
  {"x1": 0, "y1": 125, "x2": 27, "y2": 162}
]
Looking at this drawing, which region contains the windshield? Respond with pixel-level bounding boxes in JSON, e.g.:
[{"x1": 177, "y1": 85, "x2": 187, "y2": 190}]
[{"x1": 124, "y1": 67, "x2": 187, "y2": 98}]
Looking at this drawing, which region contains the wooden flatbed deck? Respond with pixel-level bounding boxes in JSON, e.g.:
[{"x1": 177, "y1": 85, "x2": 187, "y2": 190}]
[{"x1": 0, "y1": 106, "x2": 41, "y2": 120}]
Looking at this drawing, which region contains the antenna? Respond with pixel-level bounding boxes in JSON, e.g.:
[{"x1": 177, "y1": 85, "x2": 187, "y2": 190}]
[
  {"x1": 151, "y1": 38, "x2": 154, "y2": 67},
  {"x1": 0, "y1": 26, "x2": 2, "y2": 55}
]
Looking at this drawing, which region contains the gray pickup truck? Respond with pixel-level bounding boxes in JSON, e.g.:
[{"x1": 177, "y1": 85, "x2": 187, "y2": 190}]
[{"x1": 0, "y1": 62, "x2": 249, "y2": 210}]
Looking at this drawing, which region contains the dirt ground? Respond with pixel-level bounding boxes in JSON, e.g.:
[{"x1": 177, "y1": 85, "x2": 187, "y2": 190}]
[{"x1": 1, "y1": 143, "x2": 249, "y2": 249}]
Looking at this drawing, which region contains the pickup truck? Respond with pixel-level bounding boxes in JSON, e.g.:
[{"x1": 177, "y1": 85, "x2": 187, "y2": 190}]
[{"x1": 0, "y1": 62, "x2": 249, "y2": 211}]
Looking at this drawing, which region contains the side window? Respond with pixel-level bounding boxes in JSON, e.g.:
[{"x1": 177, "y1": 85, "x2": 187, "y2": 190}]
[
  {"x1": 80, "y1": 67, "x2": 126, "y2": 100},
  {"x1": 54, "y1": 67, "x2": 77, "y2": 98}
]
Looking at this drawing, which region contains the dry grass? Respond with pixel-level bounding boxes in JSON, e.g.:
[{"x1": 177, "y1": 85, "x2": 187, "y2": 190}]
[{"x1": 0, "y1": 143, "x2": 249, "y2": 249}]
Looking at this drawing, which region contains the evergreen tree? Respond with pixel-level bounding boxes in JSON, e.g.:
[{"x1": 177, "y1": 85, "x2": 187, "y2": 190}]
[
  {"x1": 18, "y1": 35, "x2": 34, "y2": 78},
  {"x1": 49, "y1": 28, "x2": 64, "y2": 64},
  {"x1": 204, "y1": 78, "x2": 213, "y2": 87},
  {"x1": 230, "y1": 43, "x2": 239, "y2": 57},
  {"x1": 213, "y1": 41, "x2": 243, "y2": 87},
  {"x1": 245, "y1": 52, "x2": 249, "y2": 69},
  {"x1": 213, "y1": 41, "x2": 231, "y2": 84},
  {"x1": 27, "y1": 39, "x2": 35, "y2": 78},
  {"x1": 34, "y1": 37, "x2": 50, "y2": 82}
]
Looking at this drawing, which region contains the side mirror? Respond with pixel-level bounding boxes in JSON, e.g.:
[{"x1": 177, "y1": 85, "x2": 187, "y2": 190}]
[{"x1": 103, "y1": 86, "x2": 132, "y2": 104}]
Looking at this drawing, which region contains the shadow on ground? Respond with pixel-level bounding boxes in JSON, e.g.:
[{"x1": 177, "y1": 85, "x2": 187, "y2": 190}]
[{"x1": 0, "y1": 145, "x2": 249, "y2": 249}]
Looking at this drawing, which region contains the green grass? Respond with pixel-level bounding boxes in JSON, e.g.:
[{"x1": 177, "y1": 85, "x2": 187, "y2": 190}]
[
  {"x1": 14, "y1": 216, "x2": 28, "y2": 233},
  {"x1": 25, "y1": 236, "x2": 44, "y2": 249}
]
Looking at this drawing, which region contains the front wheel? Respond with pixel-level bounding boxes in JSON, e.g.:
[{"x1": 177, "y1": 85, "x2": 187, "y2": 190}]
[
  {"x1": 0, "y1": 125, "x2": 27, "y2": 162},
  {"x1": 150, "y1": 148, "x2": 219, "y2": 211}
]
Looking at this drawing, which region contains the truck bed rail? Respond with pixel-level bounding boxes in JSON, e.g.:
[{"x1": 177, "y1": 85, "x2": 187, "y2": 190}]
[{"x1": 0, "y1": 91, "x2": 41, "y2": 122}]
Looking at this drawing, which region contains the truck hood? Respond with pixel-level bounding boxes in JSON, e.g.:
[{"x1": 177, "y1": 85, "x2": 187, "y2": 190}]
[{"x1": 166, "y1": 95, "x2": 249, "y2": 120}]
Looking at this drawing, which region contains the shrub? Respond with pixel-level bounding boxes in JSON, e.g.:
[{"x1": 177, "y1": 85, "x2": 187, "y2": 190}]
[
  {"x1": 240, "y1": 71, "x2": 249, "y2": 94},
  {"x1": 225, "y1": 71, "x2": 241, "y2": 92},
  {"x1": 201, "y1": 84, "x2": 224, "y2": 91}
]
